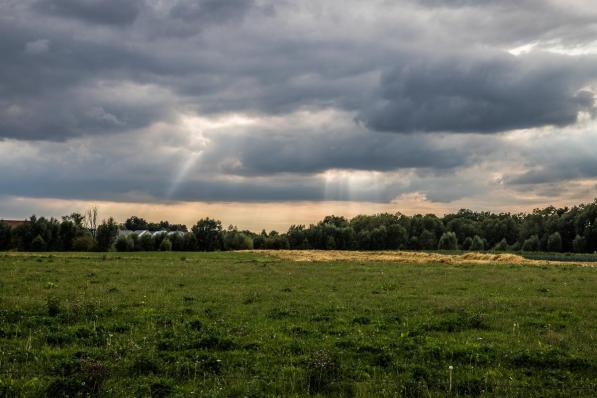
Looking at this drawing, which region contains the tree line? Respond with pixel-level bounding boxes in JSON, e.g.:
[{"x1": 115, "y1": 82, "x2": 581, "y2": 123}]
[{"x1": 1, "y1": 200, "x2": 597, "y2": 253}]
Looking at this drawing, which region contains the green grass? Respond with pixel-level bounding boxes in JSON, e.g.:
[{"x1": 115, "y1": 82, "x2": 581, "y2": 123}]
[{"x1": 0, "y1": 251, "x2": 596, "y2": 397}]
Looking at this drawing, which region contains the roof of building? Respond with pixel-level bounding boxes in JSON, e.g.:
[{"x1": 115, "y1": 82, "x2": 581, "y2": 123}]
[{"x1": 1, "y1": 219, "x2": 26, "y2": 227}]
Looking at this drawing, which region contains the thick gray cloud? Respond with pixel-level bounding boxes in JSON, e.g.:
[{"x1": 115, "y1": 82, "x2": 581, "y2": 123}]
[
  {"x1": 2, "y1": 0, "x2": 597, "y2": 141},
  {"x1": 361, "y1": 51, "x2": 597, "y2": 134},
  {"x1": 1, "y1": 0, "x2": 597, "y2": 213},
  {"x1": 34, "y1": 0, "x2": 144, "y2": 26}
]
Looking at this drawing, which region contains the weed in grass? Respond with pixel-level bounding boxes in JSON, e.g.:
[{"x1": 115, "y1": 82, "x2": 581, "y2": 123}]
[
  {"x1": 46, "y1": 296, "x2": 60, "y2": 317},
  {"x1": 305, "y1": 350, "x2": 341, "y2": 394}
]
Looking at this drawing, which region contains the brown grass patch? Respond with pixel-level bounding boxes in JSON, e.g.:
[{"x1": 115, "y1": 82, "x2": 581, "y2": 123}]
[{"x1": 254, "y1": 250, "x2": 594, "y2": 267}]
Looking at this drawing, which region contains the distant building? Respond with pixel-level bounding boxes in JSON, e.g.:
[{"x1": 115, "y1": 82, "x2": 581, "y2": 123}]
[
  {"x1": 1, "y1": 219, "x2": 26, "y2": 228},
  {"x1": 118, "y1": 230, "x2": 185, "y2": 238}
]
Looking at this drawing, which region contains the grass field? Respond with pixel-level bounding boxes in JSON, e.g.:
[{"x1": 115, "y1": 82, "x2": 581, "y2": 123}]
[{"x1": 0, "y1": 251, "x2": 596, "y2": 397}]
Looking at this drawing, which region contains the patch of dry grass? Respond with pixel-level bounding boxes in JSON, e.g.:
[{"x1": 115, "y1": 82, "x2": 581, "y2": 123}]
[{"x1": 256, "y1": 250, "x2": 595, "y2": 266}]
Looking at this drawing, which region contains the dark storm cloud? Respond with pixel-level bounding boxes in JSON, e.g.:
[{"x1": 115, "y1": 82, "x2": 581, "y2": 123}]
[
  {"x1": 361, "y1": 51, "x2": 596, "y2": 134},
  {"x1": 1, "y1": 0, "x2": 597, "y2": 208},
  {"x1": 169, "y1": 0, "x2": 256, "y2": 24},
  {"x1": 2, "y1": 0, "x2": 597, "y2": 141},
  {"x1": 200, "y1": 124, "x2": 497, "y2": 176},
  {"x1": 34, "y1": 0, "x2": 143, "y2": 26},
  {"x1": 507, "y1": 153, "x2": 597, "y2": 185}
]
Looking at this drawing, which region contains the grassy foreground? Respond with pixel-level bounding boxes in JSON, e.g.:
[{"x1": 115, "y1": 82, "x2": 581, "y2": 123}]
[{"x1": 0, "y1": 252, "x2": 596, "y2": 397}]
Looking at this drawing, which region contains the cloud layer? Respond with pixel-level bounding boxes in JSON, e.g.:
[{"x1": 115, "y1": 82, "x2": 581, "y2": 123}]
[{"x1": 1, "y1": 0, "x2": 596, "y2": 226}]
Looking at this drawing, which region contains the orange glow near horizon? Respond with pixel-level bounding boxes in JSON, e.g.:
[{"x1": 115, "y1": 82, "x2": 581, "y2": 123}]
[{"x1": 2, "y1": 191, "x2": 596, "y2": 232}]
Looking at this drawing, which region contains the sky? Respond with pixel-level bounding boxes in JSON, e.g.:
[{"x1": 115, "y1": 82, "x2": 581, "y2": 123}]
[{"x1": 1, "y1": 0, "x2": 597, "y2": 231}]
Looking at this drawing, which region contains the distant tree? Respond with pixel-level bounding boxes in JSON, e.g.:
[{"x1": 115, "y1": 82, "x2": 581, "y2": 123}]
[
  {"x1": 59, "y1": 220, "x2": 77, "y2": 251},
  {"x1": 419, "y1": 229, "x2": 437, "y2": 250},
  {"x1": 138, "y1": 234, "x2": 154, "y2": 251},
  {"x1": 462, "y1": 236, "x2": 473, "y2": 251},
  {"x1": 572, "y1": 234, "x2": 586, "y2": 253},
  {"x1": 85, "y1": 207, "x2": 99, "y2": 238},
  {"x1": 125, "y1": 216, "x2": 148, "y2": 231},
  {"x1": 192, "y1": 218, "x2": 223, "y2": 251},
  {"x1": 159, "y1": 238, "x2": 172, "y2": 251},
  {"x1": 31, "y1": 234, "x2": 47, "y2": 252},
  {"x1": 522, "y1": 235, "x2": 540, "y2": 252},
  {"x1": 115, "y1": 235, "x2": 134, "y2": 252},
  {"x1": 492, "y1": 238, "x2": 508, "y2": 252},
  {"x1": 72, "y1": 235, "x2": 95, "y2": 251},
  {"x1": 63, "y1": 213, "x2": 85, "y2": 228},
  {"x1": 438, "y1": 232, "x2": 458, "y2": 250},
  {"x1": 547, "y1": 232, "x2": 563, "y2": 252},
  {"x1": 95, "y1": 218, "x2": 118, "y2": 251},
  {"x1": 222, "y1": 227, "x2": 254, "y2": 251},
  {"x1": 387, "y1": 224, "x2": 408, "y2": 249},
  {"x1": 0, "y1": 221, "x2": 11, "y2": 250},
  {"x1": 287, "y1": 225, "x2": 307, "y2": 249},
  {"x1": 470, "y1": 235, "x2": 485, "y2": 251}
]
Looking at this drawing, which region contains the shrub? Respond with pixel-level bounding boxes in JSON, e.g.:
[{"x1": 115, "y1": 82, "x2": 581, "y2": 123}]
[
  {"x1": 547, "y1": 232, "x2": 563, "y2": 252},
  {"x1": 115, "y1": 235, "x2": 134, "y2": 252},
  {"x1": 470, "y1": 235, "x2": 485, "y2": 251},
  {"x1": 72, "y1": 235, "x2": 95, "y2": 251},
  {"x1": 438, "y1": 232, "x2": 458, "y2": 250}
]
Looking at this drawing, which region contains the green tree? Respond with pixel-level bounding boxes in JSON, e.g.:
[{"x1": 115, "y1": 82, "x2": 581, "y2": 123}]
[
  {"x1": 0, "y1": 221, "x2": 11, "y2": 250},
  {"x1": 492, "y1": 238, "x2": 508, "y2": 252},
  {"x1": 192, "y1": 218, "x2": 223, "y2": 251},
  {"x1": 115, "y1": 235, "x2": 134, "y2": 252},
  {"x1": 462, "y1": 236, "x2": 473, "y2": 251},
  {"x1": 438, "y1": 232, "x2": 458, "y2": 250},
  {"x1": 547, "y1": 232, "x2": 563, "y2": 252},
  {"x1": 31, "y1": 234, "x2": 47, "y2": 252},
  {"x1": 72, "y1": 235, "x2": 94, "y2": 251},
  {"x1": 138, "y1": 234, "x2": 154, "y2": 251},
  {"x1": 470, "y1": 235, "x2": 485, "y2": 251},
  {"x1": 95, "y1": 218, "x2": 118, "y2": 251},
  {"x1": 125, "y1": 216, "x2": 148, "y2": 231},
  {"x1": 159, "y1": 238, "x2": 172, "y2": 251},
  {"x1": 572, "y1": 234, "x2": 586, "y2": 253},
  {"x1": 418, "y1": 229, "x2": 437, "y2": 250},
  {"x1": 522, "y1": 235, "x2": 539, "y2": 252}
]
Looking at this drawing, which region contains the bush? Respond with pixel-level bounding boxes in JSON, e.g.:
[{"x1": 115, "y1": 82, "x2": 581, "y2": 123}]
[
  {"x1": 72, "y1": 235, "x2": 95, "y2": 251},
  {"x1": 115, "y1": 235, "x2": 134, "y2": 252},
  {"x1": 470, "y1": 235, "x2": 485, "y2": 251},
  {"x1": 31, "y1": 234, "x2": 47, "y2": 252},
  {"x1": 438, "y1": 232, "x2": 458, "y2": 250}
]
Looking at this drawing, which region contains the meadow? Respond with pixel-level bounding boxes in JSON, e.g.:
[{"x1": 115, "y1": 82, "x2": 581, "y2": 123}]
[{"x1": 0, "y1": 251, "x2": 596, "y2": 397}]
